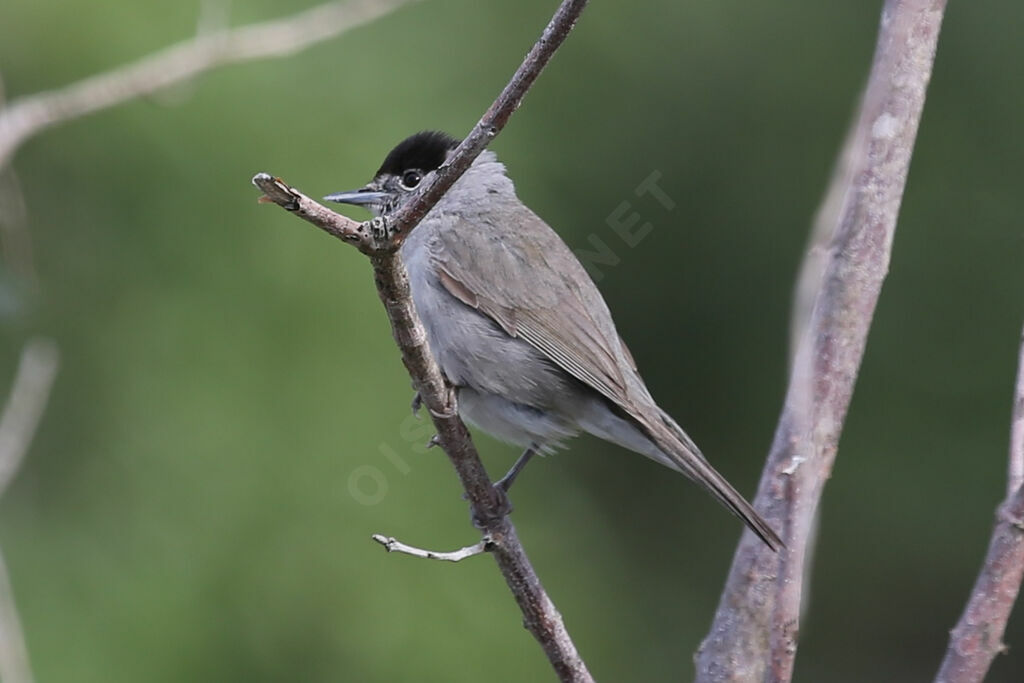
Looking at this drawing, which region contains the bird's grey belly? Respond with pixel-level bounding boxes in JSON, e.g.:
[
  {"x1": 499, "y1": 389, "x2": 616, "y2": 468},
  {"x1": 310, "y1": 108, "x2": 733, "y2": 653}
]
[{"x1": 402, "y1": 239, "x2": 582, "y2": 448}]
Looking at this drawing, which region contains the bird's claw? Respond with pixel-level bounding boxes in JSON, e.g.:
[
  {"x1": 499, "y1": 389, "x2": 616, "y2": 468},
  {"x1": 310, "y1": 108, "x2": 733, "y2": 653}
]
[
  {"x1": 470, "y1": 485, "x2": 514, "y2": 529},
  {"x1": 411, "y1": 391, "x2": 423, "y2": 417},
  {"x1": 411, "y1": 387, "x2": 458, "y2": 419},
  {"x1": 428, "y1": 385, "x2": 458, "y2": 419}
]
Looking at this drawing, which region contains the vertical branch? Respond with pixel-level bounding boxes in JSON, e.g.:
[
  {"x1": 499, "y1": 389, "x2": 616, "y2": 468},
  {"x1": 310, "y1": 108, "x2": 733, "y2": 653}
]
[
  {"x1": 0, "y1": 339, "x2": 60, "y2": 498},
  {"x1": 0, "y1": 338, "x2": 61, "y2": 683},
  {"x1": 1007, "y1": 329, "x2": 1024, "y2": 498},
  {"x1": 934, "y1": 324, "x2": 1024, "y2": 683},
  {"x1": 0, "y1": 549, "x2": 33, "y2": 683},
  {"x1": 695, "y1": 1, "x2": 947, "y2": 681}
]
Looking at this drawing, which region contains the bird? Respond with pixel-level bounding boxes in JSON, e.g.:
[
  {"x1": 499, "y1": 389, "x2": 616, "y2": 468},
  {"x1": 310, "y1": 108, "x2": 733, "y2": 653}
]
[{"x1": 325, "y1": 131, "x2": 782, "y2": 551}]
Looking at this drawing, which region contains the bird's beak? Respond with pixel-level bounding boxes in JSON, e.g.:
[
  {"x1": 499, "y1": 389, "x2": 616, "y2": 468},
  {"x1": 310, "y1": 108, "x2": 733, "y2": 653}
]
[{"x1": 323, "y1": 187, "x2": 389, "y2": 206}]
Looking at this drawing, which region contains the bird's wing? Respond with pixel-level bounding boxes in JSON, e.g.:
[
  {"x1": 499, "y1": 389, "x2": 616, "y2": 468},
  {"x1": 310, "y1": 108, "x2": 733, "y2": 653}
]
[
  {"x1": 429, "y1": 209, "x2": 634, "y2": 409},
  {"x1": 429, "y1": 207, "x2": 784, "y2": 551}
]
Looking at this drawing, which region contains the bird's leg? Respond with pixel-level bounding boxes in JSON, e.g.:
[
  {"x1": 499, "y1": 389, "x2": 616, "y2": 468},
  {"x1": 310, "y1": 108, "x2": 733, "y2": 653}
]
[
  {"x1": 494, "y1": 444, "x2": 539, "y2": 494},
  {"x1": 468, "y1": 445, "x2": 539, "y2": 528},
  {"x1": 472, "y1": 487, "x2": 512, "y2": 528}
]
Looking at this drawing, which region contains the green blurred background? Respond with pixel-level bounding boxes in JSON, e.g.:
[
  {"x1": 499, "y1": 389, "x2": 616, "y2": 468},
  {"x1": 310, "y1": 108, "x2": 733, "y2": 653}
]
[{"x1": 1, "y1": 0, "x2": 1023, "y2": 681}]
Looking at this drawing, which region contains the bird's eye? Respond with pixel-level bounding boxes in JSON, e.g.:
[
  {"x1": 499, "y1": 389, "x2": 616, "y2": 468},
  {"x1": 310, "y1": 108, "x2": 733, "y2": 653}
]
[{"x1": 400, "y1": 170, "x2": 422, "y2": 190}]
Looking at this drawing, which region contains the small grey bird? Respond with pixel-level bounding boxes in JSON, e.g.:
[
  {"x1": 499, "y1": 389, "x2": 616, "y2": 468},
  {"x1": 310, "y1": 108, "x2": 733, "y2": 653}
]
[{"x1": 327, "y1": 131, "x2": 781, "y2": 551}]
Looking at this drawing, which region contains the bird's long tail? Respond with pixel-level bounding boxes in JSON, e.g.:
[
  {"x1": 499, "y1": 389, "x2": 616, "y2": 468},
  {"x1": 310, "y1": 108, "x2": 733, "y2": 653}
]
[{"x1": 637, "y1": 407, "x2": 784, "y2": 552}]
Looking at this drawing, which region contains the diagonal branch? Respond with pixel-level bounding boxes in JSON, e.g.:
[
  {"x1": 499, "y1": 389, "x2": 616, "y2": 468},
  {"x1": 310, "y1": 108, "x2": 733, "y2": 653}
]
[
  {"x1": 695, "y1": 1, "x2": 948, "y2": 681},
  {"x1": 934, "y1": 324, "x2": 1024, "y2": 683},
  {"x1": 254, "y1": 0, "x2": 592, "y2": 680},
  {"x1": 384, "y1": 0, "x2": 588, "y2": 241},
  {"x1": 0, "y1": 0, "x2": 421, "y2": 169}
]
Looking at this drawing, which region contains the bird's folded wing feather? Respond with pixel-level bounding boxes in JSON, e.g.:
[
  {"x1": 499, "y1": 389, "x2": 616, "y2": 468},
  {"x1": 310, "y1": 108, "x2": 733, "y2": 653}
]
[
  {"x1": 428, "y1": 208, "x2": 784, "y2": 550},
  {"x1": 429, "y1": 210, "x2": 635, "y2": 409}
]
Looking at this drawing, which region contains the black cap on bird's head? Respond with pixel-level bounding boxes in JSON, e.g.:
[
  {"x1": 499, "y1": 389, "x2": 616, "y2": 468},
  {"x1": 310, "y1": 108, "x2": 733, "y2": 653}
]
[
  {"x1": 374, "y1": 130, "x2": 459, "y2": 178},
  {"x1": 324, "y1": 131, "x2": 460, "y2": 214}
]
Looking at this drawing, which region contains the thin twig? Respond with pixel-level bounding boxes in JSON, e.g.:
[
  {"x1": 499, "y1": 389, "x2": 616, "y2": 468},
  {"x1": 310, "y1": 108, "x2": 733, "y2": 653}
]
[
  {"x1": 254, "y1": 1, "x2": 593, "y2": 680},
  {"x1": 371, "y1": 534, "x2": 490, "y2": 562},
  {"x1": 934, "y1": 324, "x2": 1024, "y2": 683},
  {"x1": 0, "y1": 0, "x2": 420, "y2": 168},
  {"x1": 0, "y1": 338, "x2": 61, "y2": 683},
  {"x1": 254, "y1": 175, "x2": 368, "y2": 245},
  {"x1": 695, "y1": 2, "x2": 947, "y2": 681}
]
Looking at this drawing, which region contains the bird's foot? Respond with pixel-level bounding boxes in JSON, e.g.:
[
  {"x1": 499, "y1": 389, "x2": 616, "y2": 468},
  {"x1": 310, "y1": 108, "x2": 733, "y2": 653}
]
[
  {"x1": 429, "y1": 385, "x2": 458, "y2": 419},
  {"x1": 411, "y1": 386, "x2": 458, "y2": 419},
  {"x1": 464, "y1": 444, "x2": 539, "y2": 527},
  {"x1": 470, "y1": 485, "x2": 513, "y2": 529},
  {"x1": 411, "y1": 391, "x2": 422, "y2": 417}
]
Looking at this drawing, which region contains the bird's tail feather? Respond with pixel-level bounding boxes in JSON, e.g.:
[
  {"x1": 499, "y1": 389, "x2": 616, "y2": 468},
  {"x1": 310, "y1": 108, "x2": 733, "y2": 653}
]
[
  {"x1": 641, "y1": 407, "x2": 783, "y2": 552},
  {"x1": 576, "y1": 397, "x2": 783, "y2": 551}
]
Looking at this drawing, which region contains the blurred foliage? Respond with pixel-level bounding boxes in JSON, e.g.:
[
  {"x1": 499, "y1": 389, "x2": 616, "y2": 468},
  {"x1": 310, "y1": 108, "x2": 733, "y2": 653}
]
[{"x1": 1, "y1": 0, "x2": 1023, "y2": 681}]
